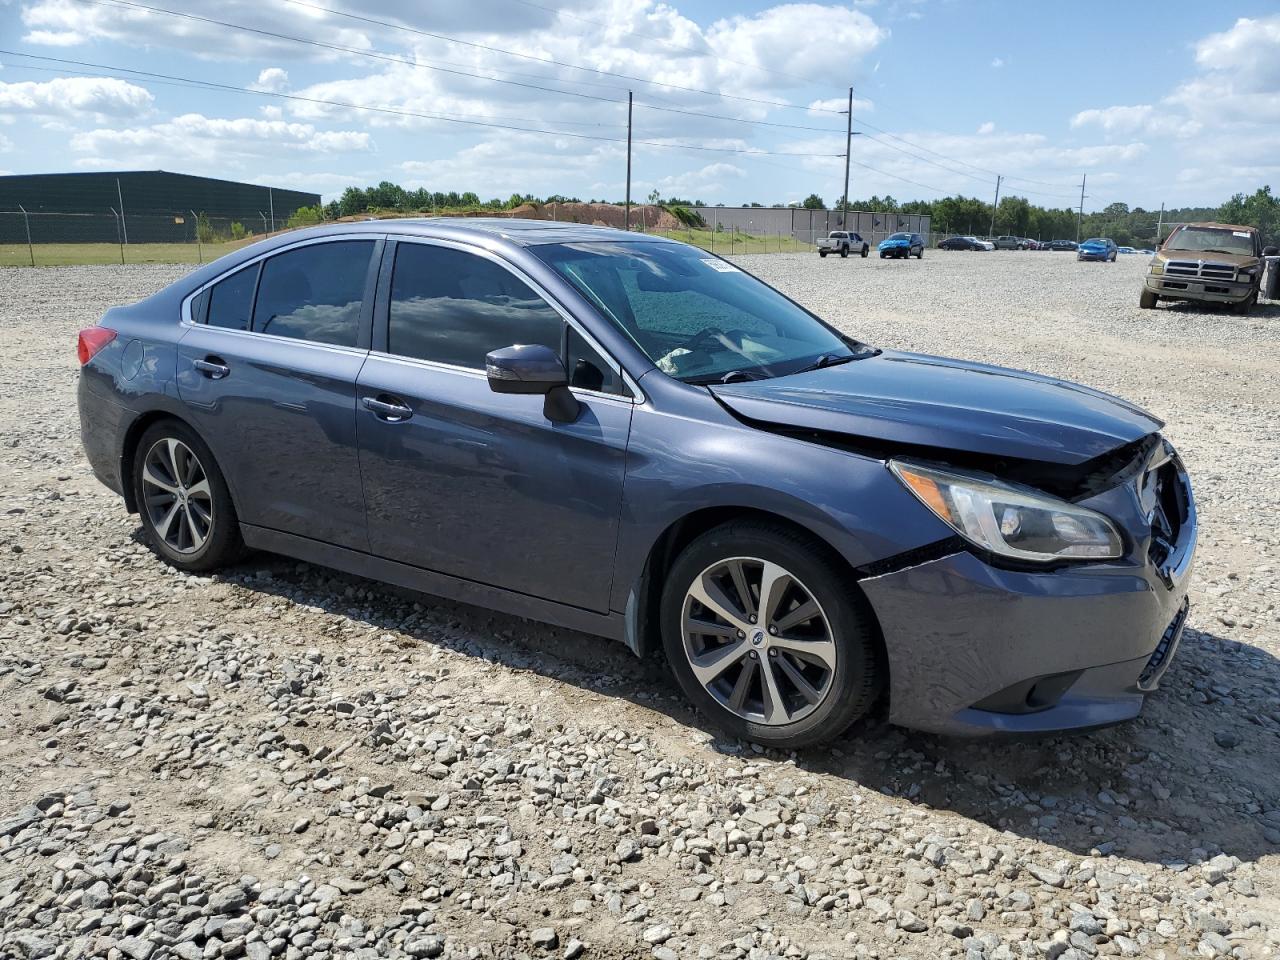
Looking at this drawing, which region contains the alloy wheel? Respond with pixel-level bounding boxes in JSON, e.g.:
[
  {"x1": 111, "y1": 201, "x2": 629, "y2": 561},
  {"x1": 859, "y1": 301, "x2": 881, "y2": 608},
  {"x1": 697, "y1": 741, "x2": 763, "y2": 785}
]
[
  {"x1": 681, "y1": 557, "x2": 836, "y2": 726},
  {"x1": 141, "y1": 437, "x2": 213, "y2": 554}
]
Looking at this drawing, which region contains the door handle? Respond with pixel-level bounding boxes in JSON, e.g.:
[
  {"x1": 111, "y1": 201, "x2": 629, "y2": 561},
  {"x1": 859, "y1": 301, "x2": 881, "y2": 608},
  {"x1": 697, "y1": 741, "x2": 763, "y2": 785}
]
[
  {"x1": 362, "y1": 395, "x2": 413, "y2": 421},
  {"x1": 194, "y1": 357, "x2": 230, "y2": 379}
]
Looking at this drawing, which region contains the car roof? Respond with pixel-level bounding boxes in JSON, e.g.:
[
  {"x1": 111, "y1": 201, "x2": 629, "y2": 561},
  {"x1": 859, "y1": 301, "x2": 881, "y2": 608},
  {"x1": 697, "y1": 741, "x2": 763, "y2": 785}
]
[
  {"x1": 274, "y1": 217, "x2": 674, "y2": 248},
  {"x1": 1177, "y1": 221, "x2": 1256, "y2": 233}
]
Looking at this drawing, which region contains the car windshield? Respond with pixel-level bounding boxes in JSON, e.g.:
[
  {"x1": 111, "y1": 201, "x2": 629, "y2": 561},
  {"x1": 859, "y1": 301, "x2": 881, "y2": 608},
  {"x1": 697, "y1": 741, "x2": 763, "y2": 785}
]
[
  {"x1": 887, "y1": 232, "x2": 909, "y2": 241},
  {"x1": 534, "y1": 240, "x2": 860, "y2": 384},
  {"x1": 1165, "y1": 227, "x2": 1255, "y2": 256}
]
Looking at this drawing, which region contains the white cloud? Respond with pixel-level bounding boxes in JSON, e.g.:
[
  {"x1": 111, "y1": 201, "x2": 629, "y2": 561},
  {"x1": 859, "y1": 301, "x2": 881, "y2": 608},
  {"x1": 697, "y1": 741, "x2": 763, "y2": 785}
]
[
  {"x1": 251, "y1": 68, "x2": 289, "y2": 93},
  {"x1": 1070, "y1": 104, "x2": 1200, "y2": 138},
  {"x1": 990, "y1": 57, "x2": 1004, "y2": 68},
  {"x1": 71, "y1": 114, "x2": 373, "y2": 165},
  {"x1": 0, "y1": 76, "x2": 154, "y2": 118},
  {"x1": 808, "y1": 95, "x2": 875, "y2": 115},
  {"x1": 0, "y1": 134, "x2": 12, "y2": 153},
  {"x1": 977, "y1": 121, "x2": 994, "y2": 135}
]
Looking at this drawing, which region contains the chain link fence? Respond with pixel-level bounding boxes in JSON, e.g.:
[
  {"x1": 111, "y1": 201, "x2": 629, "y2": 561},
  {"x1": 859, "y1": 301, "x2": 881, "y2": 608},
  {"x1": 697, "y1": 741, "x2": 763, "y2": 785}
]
[{"x1": 0, "y1": 209, "x2": 295, "y2": 267}]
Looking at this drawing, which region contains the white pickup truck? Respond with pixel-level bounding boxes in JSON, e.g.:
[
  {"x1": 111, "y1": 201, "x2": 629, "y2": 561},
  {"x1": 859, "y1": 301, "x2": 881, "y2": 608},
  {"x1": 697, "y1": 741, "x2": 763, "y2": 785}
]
[{"x1": 817, "y1": 230, "x2": 869, "y2": 259}]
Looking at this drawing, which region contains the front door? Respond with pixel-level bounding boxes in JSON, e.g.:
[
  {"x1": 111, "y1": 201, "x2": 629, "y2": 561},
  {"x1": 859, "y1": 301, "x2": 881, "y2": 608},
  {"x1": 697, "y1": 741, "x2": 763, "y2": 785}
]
[
  {"x1": 356, "y1": 239, "x2": 633, "y2": 613},
  {"x1": 176, "y1": 237, "x2": 382, "y2": 551}
]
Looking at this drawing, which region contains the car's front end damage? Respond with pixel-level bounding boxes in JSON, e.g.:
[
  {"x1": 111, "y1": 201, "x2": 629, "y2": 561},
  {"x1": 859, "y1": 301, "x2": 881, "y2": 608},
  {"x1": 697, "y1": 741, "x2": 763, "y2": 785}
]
[
  {"x1": 861, "y1": 438, "x2": 1195, "y2": 735},
  {"x1": 1144, "y1": 254, "x2": 1262, "y2": 305}
]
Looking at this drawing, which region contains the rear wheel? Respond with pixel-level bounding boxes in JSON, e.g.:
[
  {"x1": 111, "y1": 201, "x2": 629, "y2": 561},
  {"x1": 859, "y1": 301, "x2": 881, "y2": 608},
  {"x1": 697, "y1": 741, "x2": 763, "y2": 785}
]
[
  {"x1": 661, "y1": 520, "x2": 882, "y2": 748},
  {"x1": 860, "y1": 245, "x2": 869, "y2": 258},
  {"x1": 917, "y1": 246, "x2": 924, "y2": 259},
  {"x1": 840, "y1": 246, "x2": 849, "y2": 258},
  {"x1": 132, "y1": 420, "x2": 244, "y2": 572},
  {"x1": 1139, "y1": 289, "x2": 1158, "y2": 310},
  {"x1": 819, "y1": 250, "x2": 828, "y2": 258}
]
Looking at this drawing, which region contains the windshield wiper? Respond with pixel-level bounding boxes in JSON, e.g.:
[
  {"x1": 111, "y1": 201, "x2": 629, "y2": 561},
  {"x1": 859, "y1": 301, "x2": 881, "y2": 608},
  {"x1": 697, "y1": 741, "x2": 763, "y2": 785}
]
[
  {"x1": 681, "y1": 369, "x2": 769, "y2": 386},
  {"x1": 798, "y1": 352, "x2": 857, "y2": 373}
]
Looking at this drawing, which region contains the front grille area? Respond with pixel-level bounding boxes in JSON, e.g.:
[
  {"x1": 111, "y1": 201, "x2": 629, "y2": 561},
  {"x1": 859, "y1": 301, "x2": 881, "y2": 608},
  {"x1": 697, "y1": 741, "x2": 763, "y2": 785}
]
[
  {"x1": 1138, "y1": 598, "x2": 1189, "y2": 690},
  {"x1": 1164, "y1": 259, "x2": 1237, "y2": 281}
]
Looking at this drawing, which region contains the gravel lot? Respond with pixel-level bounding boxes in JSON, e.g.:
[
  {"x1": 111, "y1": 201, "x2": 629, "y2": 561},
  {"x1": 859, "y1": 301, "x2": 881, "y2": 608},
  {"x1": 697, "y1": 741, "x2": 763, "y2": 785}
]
[{"x1": 1, "y1": 250, "x2": 1278, "y2": 960}]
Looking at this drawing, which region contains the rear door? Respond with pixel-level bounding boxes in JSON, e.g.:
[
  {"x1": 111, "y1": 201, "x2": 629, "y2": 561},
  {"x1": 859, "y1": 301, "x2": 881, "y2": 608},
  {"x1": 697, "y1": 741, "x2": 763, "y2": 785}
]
[
  {"x1": 176, "y1": 235, "x2": 383, "y2": 551},
  {"x1": 355, "y1": 238, "x2": 635, "y2": 612}
]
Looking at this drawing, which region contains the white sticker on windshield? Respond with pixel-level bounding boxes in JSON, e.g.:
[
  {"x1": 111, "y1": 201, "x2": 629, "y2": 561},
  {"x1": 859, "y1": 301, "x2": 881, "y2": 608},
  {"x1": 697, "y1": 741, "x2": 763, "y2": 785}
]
[
  {"x1": 1233, "y1": 231, "x2": 1250, "y2": 237},
  {"x1": 701, "y1": 258, "x2": 740, "y2": 273}
]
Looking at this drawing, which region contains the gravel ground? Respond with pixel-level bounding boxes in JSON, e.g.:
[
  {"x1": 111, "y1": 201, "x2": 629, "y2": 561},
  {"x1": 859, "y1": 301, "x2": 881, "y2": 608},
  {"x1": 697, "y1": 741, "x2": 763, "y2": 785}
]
[{"x1": 1, "y1": 250, "x2": 1278, "y2": 960}]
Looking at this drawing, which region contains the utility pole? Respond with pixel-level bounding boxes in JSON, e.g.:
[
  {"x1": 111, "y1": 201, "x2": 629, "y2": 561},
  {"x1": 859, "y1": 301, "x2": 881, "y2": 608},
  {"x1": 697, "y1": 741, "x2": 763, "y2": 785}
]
[
  {"x1": 1077, "y1": 174, "x2": 1088, "y2": 242},
  {"x1": 1156, "y1": 202, "x2": 1164, "y2": 248},
  {"x1": 988, "y1": 174, "x2": 1002, "y2": 237},
  {"x1": 625, "y1": 90, "x2": 633, "y2": 232},
  {"x1": 18, "y1": 204, "x2": 34, "y2": 267},
  {"x1": 841, "y1": 86, "x2": 853, "y2": 229},
  {"x1": 116, "y1": 177, "x2": 129, "y2": 244}
]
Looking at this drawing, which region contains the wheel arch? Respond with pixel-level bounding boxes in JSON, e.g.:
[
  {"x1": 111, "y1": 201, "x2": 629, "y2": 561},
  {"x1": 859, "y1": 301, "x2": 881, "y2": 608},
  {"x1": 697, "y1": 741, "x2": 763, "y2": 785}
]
[
  {"x1": 623, "y1": 506, "x2": 888, "y2": 672},
  {"x1": 120, "y1": 410, "x2": 209, "y2": 513}
]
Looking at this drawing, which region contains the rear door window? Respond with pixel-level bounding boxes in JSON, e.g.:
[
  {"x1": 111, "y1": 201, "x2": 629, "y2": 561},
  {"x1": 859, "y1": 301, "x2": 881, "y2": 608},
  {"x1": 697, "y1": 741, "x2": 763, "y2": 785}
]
[
  {"x1": 205, "y1": 263, "x2": 259, "y2": 331},
  {"x1": 251, "y1": 240, "x2": 374, "y2": 347}
]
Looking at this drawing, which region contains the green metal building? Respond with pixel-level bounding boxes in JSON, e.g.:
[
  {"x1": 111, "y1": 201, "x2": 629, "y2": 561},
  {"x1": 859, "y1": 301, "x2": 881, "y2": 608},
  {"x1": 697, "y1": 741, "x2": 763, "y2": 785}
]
[{"x1": 0, "y1": 170, "x2": 320, "y2": 244}]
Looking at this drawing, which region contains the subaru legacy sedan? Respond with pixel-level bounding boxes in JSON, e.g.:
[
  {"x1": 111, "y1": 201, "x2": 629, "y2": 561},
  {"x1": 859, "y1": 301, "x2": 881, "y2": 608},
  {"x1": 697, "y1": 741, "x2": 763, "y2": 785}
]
[{"x1": 77, "y1": 219, "x2": 1195, "y2": 747}]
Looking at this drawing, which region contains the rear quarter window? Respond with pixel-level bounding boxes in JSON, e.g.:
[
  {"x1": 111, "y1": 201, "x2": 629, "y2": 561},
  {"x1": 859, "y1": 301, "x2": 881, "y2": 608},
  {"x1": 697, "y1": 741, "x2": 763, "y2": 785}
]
[{"x1": 205, "y1": 263, "x2": 259, "y2": 331}]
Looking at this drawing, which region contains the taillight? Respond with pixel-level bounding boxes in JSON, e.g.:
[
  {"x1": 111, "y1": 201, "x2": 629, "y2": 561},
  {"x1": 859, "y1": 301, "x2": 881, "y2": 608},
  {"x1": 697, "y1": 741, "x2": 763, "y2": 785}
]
[{"x1": 77, "y1": 327, "x2": 117, "y2": 366}]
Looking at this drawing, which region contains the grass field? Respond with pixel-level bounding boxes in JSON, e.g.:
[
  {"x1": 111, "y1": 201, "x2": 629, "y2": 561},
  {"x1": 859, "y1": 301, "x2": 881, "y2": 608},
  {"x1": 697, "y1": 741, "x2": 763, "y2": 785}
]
[
  {"x1": 3, "y1": 229, "x2": 814, "y2": 267},
  {"x1": 0, "y1": 239, "x2": 256, "y2": 268}
]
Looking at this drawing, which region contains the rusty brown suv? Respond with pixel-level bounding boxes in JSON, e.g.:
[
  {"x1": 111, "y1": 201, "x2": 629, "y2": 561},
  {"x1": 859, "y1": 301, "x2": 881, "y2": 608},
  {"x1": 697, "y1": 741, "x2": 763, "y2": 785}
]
[{"x1": 1141, "y1": 221, "x2": 1267, "y2": 313}]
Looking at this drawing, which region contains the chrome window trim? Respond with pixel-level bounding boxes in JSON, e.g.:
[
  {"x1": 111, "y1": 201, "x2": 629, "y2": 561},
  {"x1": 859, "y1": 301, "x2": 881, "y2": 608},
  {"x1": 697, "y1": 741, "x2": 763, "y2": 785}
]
[
  {"x1": 386, "y1": 234, "x2": 644, "y2": 404},
  {"x1": 179, "y1": 232, "x2": 384, "y2": 327}
]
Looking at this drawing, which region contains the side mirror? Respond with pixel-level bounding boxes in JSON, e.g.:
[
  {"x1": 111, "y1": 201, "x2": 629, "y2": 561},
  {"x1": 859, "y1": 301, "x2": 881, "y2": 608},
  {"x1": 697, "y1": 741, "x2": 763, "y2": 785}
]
[{"x1": 485, "y1": 344, "x2": 580, "y2": 423}]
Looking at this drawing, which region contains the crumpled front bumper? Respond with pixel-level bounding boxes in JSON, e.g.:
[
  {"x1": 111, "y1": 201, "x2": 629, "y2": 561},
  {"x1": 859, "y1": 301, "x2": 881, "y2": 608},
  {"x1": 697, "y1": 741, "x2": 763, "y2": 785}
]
[{"x1": 861, "y1": 545, "x2": 1194, "y2": 735}]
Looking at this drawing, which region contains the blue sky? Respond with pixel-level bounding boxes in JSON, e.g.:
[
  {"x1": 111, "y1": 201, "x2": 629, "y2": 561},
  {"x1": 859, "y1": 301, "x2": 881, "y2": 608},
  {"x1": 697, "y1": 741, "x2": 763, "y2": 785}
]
[{"x1": 1, "y1": 0, "x2": 1277, "y2": 211}]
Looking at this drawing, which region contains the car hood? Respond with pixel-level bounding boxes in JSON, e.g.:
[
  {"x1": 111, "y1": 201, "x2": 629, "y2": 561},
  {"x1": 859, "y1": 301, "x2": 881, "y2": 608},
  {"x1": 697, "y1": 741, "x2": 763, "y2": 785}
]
[{"x1": 709, "y1": 350, "x2": 1163, "y2": 465}]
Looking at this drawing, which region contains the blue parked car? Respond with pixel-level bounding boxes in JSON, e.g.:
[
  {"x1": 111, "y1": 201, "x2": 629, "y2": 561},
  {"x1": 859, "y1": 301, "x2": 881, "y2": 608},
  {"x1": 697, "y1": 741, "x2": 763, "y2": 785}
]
[
  {"x1": 1078, "y1": 237, "x2": 1118, "y2": 262},
  {"x1": 77, "y1": 220, "x2": 1195, "y2": 747},
  {"x1": 878, "y1": 232, "x2": 925, "y2": 259}
]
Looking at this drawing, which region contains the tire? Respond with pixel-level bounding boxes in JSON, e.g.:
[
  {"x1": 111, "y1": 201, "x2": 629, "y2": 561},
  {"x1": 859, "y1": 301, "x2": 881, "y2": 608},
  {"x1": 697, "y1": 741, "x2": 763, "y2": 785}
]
[
  {"x1": 1139, "y1": 289, "x2": 1158, "y2": 310},
  {"x1": 860, "y1": 245, "x2": 869, "y2": 258},
  {"x1": 132, "y1": 419, "x2": 244, "y2": 572},
  {"x1": 1234, "y1": 291, "x2": 1257, "y2": 315},
  {"x1": 819, "y1": 250, "x2": 828, "y2": 258},
  {"x1": 840, "y1": 246, "x2": 849, "y2": 258},
  {"x1": 660, "y1": 520, "x2": 882, "y2": 749},
  {"x1": 879, "y1": 251, "x2": 886, "y2": 259},
  {"x1": 916, "y1": 247, "x2": 924, "y2": 259}
]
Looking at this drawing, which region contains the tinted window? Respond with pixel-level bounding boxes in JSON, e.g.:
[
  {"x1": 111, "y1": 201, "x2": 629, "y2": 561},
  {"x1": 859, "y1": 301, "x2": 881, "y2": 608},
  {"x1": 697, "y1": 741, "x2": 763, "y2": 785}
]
[
  {"x1": 206, "y1": 264, "x2": 258, "y2": 331},
  {"x1": 567, "y1": 326, "x2": 627, "y2": 396},
  {"x1": 252, "y1": 240, "x2": 374, "y2": 347},
  {"x1": 388, "y1": 243, "x2": 562, "y2": 369}
]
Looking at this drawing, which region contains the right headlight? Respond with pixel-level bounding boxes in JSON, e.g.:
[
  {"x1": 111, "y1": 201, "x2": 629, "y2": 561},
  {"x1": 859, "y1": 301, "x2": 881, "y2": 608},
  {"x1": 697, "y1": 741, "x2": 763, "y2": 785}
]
[{"x1": 890, "y1": 460, "x2": 1124, "y2": 563}]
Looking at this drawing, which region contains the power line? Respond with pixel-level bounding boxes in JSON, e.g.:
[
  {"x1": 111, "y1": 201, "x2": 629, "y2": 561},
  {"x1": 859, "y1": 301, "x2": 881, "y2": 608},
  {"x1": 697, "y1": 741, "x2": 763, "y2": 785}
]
[
  {"x1": 79, "y1": 0, "x2": 843, "y2": 119},
  {"x1": 0, "y1": 52, "x2": 843, "y2": 161}
]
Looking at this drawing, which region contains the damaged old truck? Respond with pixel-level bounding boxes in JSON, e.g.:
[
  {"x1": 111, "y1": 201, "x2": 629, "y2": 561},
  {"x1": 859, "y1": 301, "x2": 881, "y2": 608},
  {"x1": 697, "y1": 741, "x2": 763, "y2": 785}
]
[{"x1": 1141, "y1": 221, "x2": 1275, "y2": 313}]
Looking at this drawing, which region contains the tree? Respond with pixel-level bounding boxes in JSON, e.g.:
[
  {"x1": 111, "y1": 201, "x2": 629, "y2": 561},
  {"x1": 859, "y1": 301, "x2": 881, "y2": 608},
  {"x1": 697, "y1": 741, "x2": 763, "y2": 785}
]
[
  {"x1": 802, "y1": 193, "x2": 825, "y2": 209},
  {"x1": 1219, "y1": 186, "x2": 1279, "y2": 245}
]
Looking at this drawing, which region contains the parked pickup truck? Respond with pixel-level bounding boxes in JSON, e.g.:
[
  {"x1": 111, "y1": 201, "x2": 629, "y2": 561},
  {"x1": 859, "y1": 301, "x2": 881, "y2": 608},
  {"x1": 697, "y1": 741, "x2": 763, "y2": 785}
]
[
  {"x1": 993, "y1": 235, "x2": 1023, "y2": 250},
  {"x1": 817, "y1": 231, "x2": 869, "y2": 258},
  {"x1": 1141, "y1": 222, "x2": 1274, "y2": 314}
]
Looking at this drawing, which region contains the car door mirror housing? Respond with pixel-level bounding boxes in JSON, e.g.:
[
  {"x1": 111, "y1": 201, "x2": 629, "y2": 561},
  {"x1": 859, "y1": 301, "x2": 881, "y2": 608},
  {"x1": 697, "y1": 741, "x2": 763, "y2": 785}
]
[{"x1": 485, "y1": 344, "x2": 581, "y2": 423}]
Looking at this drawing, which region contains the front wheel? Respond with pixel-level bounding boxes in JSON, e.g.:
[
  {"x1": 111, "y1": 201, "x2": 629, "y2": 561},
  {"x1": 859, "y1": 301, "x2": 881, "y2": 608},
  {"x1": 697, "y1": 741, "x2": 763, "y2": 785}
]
[
  {"x1": 132, "y1": 420, "x2": 244, "y2": 572},
  {"x1": 879, "y1": 251, "x2": 887, "y2": 259},
  {"x1": 1139, "y1": 289, "x2": 1158, "y2": 309},
  {"x1": 860, "y1": 245, "x2": 869, "y2": 258},
  {"x1": 661, "y1": 521, "x2": 882, "y2": 749},
  {"x1": 819, "y1": 250, "x2": 828, "y2": 258},
  {"x1": 840, "y1": 246, "x2": 849, "y2": 258},
  {"x1": 916, "y1": 247, "x2": 924, "y2": 259}
]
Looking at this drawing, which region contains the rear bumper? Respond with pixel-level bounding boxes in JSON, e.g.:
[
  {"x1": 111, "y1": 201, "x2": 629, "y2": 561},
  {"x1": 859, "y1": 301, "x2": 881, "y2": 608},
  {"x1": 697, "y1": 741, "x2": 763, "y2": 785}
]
[
  {"x1": 1144, "y1": 275, "x2": 1255, "y2": 304},
  {"x1": 78, "y1": 372, "x2": 132, "y2": 500},
  {"x1": 861, "y1": 535, "x2": 1195, "y2": 736}
]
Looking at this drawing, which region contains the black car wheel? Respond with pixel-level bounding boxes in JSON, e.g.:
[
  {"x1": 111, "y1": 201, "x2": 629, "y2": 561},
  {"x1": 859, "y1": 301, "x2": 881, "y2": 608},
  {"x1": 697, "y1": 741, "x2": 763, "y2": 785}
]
[
  {"x1": 1139, "y1": 289, "x2": 1158, "y2": 310},
  {"x1": 840, "y1": 246, "x2": 849, "y2": 258},
  {"x1": 133, "y1": 420, "x2": 244, "y2": 572},
  {"x1": 819, "y1": 250, "x2": 828, "y2": 258},
  {"x1": 860, "y1": 245, "x2": 869, "y2": 258},
  {"x1": 662, "y1": 520, "x2": 882, "y2": 748}
]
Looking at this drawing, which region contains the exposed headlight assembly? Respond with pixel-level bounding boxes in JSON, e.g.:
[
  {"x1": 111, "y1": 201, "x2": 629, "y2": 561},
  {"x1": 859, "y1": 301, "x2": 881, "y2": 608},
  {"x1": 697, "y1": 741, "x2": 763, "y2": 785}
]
[
  {"x1": 890, "y1": 460, "x2": 1124, "y2": 563},
  {"x1": 1149, "y1": 261, "x2": 1165, "y2": 275}
]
